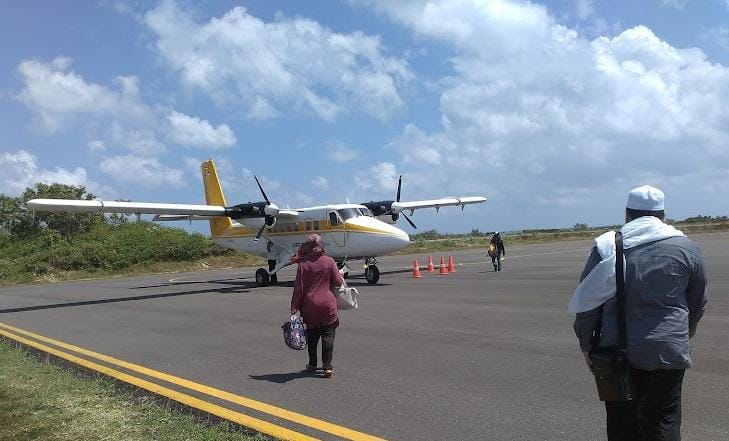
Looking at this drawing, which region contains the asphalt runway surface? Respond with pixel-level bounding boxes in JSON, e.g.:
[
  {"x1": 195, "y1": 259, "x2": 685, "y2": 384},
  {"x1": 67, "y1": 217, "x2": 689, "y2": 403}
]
[{"x1": 1, "y1": 233, "x2": 727, "y2": 441}]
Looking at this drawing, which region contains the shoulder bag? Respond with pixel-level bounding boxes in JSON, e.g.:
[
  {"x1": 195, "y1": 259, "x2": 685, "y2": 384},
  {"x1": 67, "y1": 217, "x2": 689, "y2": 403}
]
[
  {"x1": 336, "y1": 279, "x2": 359, "y2": 310},
  {"x1": 588, "y1": 231, "x2": 635, "y2": 402}
]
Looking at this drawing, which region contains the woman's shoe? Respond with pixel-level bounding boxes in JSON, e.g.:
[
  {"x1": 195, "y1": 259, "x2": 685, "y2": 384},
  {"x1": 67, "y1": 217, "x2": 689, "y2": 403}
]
[
  {"x1": 305, "y1": 364, "x2": 317, "y2": 372},
  {"x1": 323, "y1": 368, "x2": 333, "y2": 378}
]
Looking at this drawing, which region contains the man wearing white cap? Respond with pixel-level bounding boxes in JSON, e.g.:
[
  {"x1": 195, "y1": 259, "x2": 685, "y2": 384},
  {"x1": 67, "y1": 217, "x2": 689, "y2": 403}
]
[{"x1": 570, "y1": 185, "x2": 708, "y2": 441}]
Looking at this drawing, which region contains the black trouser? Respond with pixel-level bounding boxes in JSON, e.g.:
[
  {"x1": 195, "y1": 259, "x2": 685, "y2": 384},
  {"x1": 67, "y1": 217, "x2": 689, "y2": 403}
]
[
  {"x1": 306, "y1": 320, "x2": 338, "y2": 369},
  {"x1": 267, "y1": 259, "x2": 278, "y2": 284},
  {"x1": 605, "y1": 369, "x2": 685, "y2": 441},
  {"x1": 491, "y1": 253, "x2": 502, "y2": 271}
]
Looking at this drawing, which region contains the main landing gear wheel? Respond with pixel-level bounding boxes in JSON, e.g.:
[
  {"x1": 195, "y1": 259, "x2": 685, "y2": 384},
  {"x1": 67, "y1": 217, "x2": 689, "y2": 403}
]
[
  {"x1": 255, "y1": 268, "x2": 270, "y2": 287},
  {"x1": 365, "y1": 265, "x2": 380, "y2": 284}
]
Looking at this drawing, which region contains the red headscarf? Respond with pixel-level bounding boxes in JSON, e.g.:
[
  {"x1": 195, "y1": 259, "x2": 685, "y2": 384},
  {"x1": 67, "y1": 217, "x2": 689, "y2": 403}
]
[{"x1": 290, "y1": 234, "x2": 325, "y2": 263}]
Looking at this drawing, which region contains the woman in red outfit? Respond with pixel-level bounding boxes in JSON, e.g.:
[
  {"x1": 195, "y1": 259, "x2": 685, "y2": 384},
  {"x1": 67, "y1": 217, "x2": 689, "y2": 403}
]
[{"x1": 290, "y1": 234, "x2": 343, "y2": 378}]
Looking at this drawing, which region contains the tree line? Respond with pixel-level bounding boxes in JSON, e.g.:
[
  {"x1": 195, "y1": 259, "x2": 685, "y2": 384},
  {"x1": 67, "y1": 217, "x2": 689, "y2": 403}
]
[{"x1": 0, "y1": 183, "x2": 135, "y2": 241}]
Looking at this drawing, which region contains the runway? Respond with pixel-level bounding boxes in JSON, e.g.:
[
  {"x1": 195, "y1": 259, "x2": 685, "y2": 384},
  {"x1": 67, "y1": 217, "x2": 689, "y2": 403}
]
[{"x1": 1, "y1": 233, "x2": 727, "y2": 440}]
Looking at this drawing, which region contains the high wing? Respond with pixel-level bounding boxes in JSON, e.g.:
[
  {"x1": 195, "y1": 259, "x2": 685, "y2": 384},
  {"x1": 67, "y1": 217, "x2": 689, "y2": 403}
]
[
  {"x1": 392, "y1": 196, "x2": 487, "y2": 214},
  {"x1": 26, "y1": 199, "x2": 300, "y2": 219},
  {"x1": 27, "y1": 199, "x2": 228, "y2": 216}
]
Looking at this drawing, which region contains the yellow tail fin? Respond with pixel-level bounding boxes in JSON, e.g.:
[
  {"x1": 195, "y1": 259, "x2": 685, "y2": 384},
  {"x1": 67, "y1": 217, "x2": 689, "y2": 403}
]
[{"x1": 201, "y1": 160, "x2": 233, "y2": 237}]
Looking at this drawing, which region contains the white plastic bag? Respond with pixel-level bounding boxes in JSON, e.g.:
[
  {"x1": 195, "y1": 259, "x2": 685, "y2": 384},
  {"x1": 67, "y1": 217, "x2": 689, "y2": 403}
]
[{"x1": 336, "y1": 281, "x2": 358, "y2": 310}]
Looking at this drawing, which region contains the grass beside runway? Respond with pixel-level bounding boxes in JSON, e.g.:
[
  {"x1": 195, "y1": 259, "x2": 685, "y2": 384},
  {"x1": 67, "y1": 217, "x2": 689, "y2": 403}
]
[
  {"x1": 0, "y1": 339, "x2": 270, "y2": 441},
  {"x1": 401, "y1": 221, "x2": 729, "y2": 254}
]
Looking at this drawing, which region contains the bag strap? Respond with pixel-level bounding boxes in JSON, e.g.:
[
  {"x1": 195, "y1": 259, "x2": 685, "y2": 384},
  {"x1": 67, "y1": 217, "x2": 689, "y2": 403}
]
[{"x1": 615, "y1": 231, "x2": 627, "y2": 350}]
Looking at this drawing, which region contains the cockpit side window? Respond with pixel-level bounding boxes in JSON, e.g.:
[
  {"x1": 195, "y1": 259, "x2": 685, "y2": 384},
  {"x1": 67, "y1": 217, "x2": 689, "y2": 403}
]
[
  {"x1": 337, "y1": 208, "x2": 359, "y2": 221},
  {"x1": 329, "y1": 211, "x2": 341, "y2": 226}
]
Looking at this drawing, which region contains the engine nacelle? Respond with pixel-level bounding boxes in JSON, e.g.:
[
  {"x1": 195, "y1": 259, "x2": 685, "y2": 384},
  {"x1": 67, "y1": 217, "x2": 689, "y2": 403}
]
[
  {"x1": 377, "y1": 214, "x2": 397, "y2": 225},
  {"x1": 238, "y1": 216, "x2": 276, "y2": 229}
]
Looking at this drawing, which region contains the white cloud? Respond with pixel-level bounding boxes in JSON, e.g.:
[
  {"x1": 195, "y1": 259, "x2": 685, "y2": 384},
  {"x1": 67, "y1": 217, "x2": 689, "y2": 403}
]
[
  {"x1": 246, "y1": 97, "x2": 279, "y2": 120},
  {"x1": 109, "y1": 122, "x2": 167, "y2": 155},
  {"x1": 355, "y1": 162, "x2": 399, "y2": 194},
  {"x1": 311, "y1": 176, "x2": 329, "y2": 190},
  {"x1": 0, "y1": 150, "x2": 99, "y2": 195},
  {"x1": 16, "y1": 57, "x2": 151, "y2": 132},
  {"x1": 576, "y1": 0, "x2": 595, "y2": 20},
  {"x1": 387, "y1": 124, "x2": 449, "y2": 165},
  {"x1": 166, "y1": 111, "x2": 236, "y2": 149},
  {"x1": 361, "y1": 0, "x2": 729, "y2": 226},
  {"x1": 144, "y1": 0, "x2": 413, "y2": 121},
  {"x1": 87, "y1": 140, "x2": 106, "y2": 154},
  {"x1": 183, "y1": 156, "x2": 204, "y2": 182},
  {"x1": 100, "y1": 155, "x2": 186, "y2": 188},
  {"x1": 329, "y1": 142, "x2": 360, "y2": 162},
  {"x1": 15, "y1": 57, "x2": 234, "y2": 157},
  {"x1": 703, "y1": 26, "x2": 729, "y2": 50},
  {"x1": 658, "y1": 0, "x2": 689, "y2": 9}
]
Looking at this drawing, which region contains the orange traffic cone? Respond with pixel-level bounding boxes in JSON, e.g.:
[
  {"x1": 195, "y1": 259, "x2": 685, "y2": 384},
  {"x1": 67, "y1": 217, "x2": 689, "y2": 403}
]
[
  {"x1": 438, "y1": 257, "x2": 448, "y2": 275},
  {"x1": 448, "y1": 256, "x2": 456, "y2": 273},
  {"x1": 426, "y1": 256, "x2": 435, "y2": 272},
  {"x1": 412, "y1": 260, "x2": 422, "y2": 278}
]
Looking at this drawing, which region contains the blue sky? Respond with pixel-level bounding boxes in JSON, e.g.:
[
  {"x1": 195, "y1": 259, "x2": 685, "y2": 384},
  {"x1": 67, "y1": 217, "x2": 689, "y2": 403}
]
[{"x1": 2, "y1": 0, "x2": 729, "y2": 234}]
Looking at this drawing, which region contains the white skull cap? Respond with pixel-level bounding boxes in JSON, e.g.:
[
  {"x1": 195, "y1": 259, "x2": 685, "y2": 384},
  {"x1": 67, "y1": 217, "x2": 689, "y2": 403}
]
[{"x1": 627, "y1": 185, "x2": 664, "y2": 211}]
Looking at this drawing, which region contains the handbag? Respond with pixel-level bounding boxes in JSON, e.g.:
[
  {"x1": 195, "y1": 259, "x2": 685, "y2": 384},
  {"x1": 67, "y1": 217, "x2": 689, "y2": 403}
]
[
  {"x1": 336, "y1": 280, "x2": 358, "y2": 310},
  {"x1": 282, "y1": 314, "x2": 307, "y2": 350},
  {"x1": 589, "y1": 231, "x2": 635, "y2": 402}
]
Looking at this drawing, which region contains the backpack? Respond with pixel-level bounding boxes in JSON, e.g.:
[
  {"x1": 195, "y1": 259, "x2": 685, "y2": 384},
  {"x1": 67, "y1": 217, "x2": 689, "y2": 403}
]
[
  {"x1": 282, "y1": 315, "x2": 307, "y2": 350},
  {"x1": 488, "y1": 243, "x2": 497, "y2": 257}
]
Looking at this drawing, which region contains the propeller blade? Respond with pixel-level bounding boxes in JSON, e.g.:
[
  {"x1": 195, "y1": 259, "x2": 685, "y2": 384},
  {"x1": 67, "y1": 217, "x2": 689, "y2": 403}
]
[
  {"x1": 396, "y1": 175, "x2": 402, "y2": 202},
  {"x1": 402, "y1": 212, "x2": 417, "y2": 229},
  {"x1": 253, "y1": 223, "x2": 266, "y2": 242},
  {"x1": 254, "y1": 175, "x2": 270, "y2": 204}
]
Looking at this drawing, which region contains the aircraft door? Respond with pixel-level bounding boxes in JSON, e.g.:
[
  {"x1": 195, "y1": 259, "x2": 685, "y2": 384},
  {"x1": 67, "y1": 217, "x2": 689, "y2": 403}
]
[{"x1": 325, "y1": 211, "x2": 346, "y2": 250}]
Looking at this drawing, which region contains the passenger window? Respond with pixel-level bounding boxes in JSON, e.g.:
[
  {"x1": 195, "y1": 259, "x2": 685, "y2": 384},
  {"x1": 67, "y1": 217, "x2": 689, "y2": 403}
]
[
  {"x1": 305, "y1": 221, "x2": 312, "y2": 231},
  {"x1": 313, "y1": 220, "x2": 320, "y2": 230}
]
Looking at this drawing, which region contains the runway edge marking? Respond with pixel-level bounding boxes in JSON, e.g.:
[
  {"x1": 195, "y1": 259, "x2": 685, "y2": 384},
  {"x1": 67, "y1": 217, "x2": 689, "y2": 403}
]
[
  {"x1": 0, "y1": 326, "x2": 318, "y2": 441},
  {"x1": 0, "y1": 322, "x2": 386, "y2": 441}
]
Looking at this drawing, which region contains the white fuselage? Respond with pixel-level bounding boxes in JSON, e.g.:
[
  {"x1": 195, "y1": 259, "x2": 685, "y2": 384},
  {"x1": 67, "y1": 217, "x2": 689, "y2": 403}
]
[{"x1": 211, "y1": 204, "x2": 410, "y2": 261}]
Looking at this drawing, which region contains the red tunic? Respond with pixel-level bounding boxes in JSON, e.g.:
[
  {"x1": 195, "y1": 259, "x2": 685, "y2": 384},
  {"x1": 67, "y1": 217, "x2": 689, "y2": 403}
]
[{"x1": 290, "y1": 255, "x2": 343, "y2": 329}]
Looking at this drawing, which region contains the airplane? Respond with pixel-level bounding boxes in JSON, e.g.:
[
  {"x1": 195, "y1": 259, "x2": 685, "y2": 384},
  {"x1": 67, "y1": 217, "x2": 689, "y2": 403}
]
[{"x1": 27, "y1": 160, "x2": 486, "y2": 287}]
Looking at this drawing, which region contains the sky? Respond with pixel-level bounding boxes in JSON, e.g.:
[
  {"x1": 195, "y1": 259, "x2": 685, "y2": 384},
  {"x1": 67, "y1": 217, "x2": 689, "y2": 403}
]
[{"x1": 2, "y1": 0, "x2": 729, "y2": 234}]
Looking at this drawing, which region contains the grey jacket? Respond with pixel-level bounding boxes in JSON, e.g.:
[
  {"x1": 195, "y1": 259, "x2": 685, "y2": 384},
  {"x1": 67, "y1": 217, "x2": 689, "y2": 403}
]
[{"x1": 574, "y1": 235, "x2": 708, "y2": 370}]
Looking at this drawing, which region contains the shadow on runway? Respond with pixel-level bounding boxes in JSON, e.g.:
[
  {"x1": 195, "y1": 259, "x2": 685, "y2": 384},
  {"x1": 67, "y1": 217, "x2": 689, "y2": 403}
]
[
  {"x1": 131, "y1": 277, "x2": 252, "y2": 289},
  {"x1": 133, "y1": 278, "x2": 393, "y2": 290},
  {"x1": 0, "y1": 285, "x2": 251, "y2": 314},
  {"x1": 248, "y1": 370, "x2": 316, "y2": 383}
]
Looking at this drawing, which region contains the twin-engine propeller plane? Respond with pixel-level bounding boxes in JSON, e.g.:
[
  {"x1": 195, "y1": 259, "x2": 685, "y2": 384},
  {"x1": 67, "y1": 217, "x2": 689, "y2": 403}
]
[{"x1": 28, "y1": 160, "x2": 486, "y2": 286}]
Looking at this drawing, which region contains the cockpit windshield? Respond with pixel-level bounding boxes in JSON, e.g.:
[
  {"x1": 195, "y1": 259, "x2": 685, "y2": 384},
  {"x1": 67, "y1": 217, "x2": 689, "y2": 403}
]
[
  {"x1": 337, "y1": 208, "x2": 360, "y2": 220},
  {"x1": 359, "y1": 207, "x2": 373, "y2": 217}
]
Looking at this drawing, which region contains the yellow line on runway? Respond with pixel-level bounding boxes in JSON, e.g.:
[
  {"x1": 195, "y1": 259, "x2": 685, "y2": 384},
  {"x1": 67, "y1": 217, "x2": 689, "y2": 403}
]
[
  {"x1": 0, "y1": 326, "x2": 318, "y2": 441},
  {"x1": 0, "y1": 322, "x2": 386, "y2": 441}
]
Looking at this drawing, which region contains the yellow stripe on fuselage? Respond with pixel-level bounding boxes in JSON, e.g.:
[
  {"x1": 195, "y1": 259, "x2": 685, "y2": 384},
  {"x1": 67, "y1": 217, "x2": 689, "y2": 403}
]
[{"x1": 217, "y1": 222, "x2": 399, "y2": 238}]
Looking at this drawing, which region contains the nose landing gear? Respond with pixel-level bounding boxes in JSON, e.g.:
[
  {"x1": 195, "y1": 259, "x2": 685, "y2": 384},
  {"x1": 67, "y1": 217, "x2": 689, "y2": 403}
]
[{"x1": 364, "y1": 258, "x2": 380, "y2": 285}]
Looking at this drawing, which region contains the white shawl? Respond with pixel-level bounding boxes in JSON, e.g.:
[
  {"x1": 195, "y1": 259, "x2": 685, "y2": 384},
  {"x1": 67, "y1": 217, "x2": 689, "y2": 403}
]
[{"x1": 568, "y1": 216, "x2": 685, "y2": 313}]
